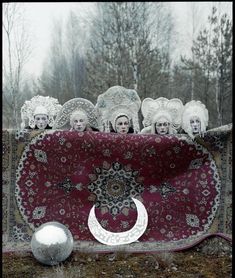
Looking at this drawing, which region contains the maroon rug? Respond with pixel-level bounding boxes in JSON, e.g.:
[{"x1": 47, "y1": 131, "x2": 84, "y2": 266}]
[{"x1": 15, "y1": 131, "x2": 221, "y2": 245}]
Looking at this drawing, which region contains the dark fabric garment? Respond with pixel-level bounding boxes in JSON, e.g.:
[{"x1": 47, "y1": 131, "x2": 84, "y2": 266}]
[{"x1": 25, "y1": 125, "x2": 52, "y2": 130}]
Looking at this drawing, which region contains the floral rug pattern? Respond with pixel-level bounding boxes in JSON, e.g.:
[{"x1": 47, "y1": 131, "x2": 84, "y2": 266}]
[{"x1": 2, "y1": 125, "x2": 232, "y2": 252}]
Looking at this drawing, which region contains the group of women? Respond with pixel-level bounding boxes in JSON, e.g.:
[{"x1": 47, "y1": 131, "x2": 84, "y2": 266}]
[{"x1": 20, "y1": 85, "x2": 209, "y2": 140}]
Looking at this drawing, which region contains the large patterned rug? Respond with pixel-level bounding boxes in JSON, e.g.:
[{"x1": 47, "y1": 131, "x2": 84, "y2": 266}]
[{"x1": 2, "y1": 125, "x2": 232, "y2": 253}]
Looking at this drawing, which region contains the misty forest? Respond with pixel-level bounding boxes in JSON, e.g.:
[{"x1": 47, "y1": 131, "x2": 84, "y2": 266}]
[{"x1": 3, "y1": 2, "x2": 232, "y2": 130}]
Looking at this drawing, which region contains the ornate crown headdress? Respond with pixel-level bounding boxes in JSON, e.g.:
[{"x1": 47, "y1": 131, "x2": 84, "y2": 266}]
[
  {"x1": 21, "y1": 95, "x2": 62, "y2": 129},
  {"x1": 181, "y1": 100, "x2": 209, "y2": 139},
  {"x1": 53, "y1": 98, "x2": 99, "y2": 130},
  {"x1": 95, "y1": 85, "x2": 141, "y2": 133},
  {"x1": 108, "y1": 105, "x2": 136, "y2": 132},
  {"x1": 141, "y1": 97, "x2": 184, "y2": 130}
]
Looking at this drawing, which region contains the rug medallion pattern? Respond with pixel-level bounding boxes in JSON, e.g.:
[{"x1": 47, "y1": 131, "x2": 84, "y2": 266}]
[{"x1": 2, "y1": 125, "x2": 232, "y2": 252}]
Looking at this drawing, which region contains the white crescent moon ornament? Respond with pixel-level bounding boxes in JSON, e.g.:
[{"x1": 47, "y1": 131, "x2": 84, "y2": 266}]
[{"x1": 88, "y1": 198, "x2": 148, "y2": 246}]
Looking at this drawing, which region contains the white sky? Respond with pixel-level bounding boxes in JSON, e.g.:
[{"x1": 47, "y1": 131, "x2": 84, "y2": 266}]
[
  {"x1": 169, "y1": 2, "x2": 233, "y2": 62},
  {"x1": 22, "y1": 2, "x2": 94, "y2": 77},
  {"x1": 3, "y1": 2, "x2": 232, "y2": 78}
]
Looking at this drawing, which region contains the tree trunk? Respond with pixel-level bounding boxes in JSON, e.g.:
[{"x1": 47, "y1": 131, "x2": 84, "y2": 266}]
[{"x1": 215, "y1": 74, "x2": 222, "y2": 126}]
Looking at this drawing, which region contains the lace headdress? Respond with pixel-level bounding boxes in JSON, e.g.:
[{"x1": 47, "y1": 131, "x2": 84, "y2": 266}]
[
  {"x1": 21, "y1": 95, "x2": 62, "y2": 129},
  {"x1": 141, "y1": 97, "x2": 184, "y2": 132},
  {"x1": 96, "y1": 86, "x2": 141, "y2": 133},
  {"x1": 53, "y1": 98, "x2": 99, "y2": 130},
  {"x1": 181, "y1": 100, "x2": 209, "y2": 139}
]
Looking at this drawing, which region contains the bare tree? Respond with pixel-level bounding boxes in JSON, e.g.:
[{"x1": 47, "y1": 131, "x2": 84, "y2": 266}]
[
  {"x1": 3, "y1": 3, "x2": 32, "y2": 128},
  {"x1": 38, "y1": 18, "x2": 68, "y2": 102},
  {"x1": 38, "y1": 13, "x2": 87, "y2": 103},
  {"x1": 180, "y1": 6, "x2": 232, "y2": 127},
  {"x1": 187, "y1": 3, "x2": 202, "y2": 100},
  {"x1": 84, "y1": 2, "x2": 173, "y2": 102},
  {"x1": 209, "y1": 6, "x2": 232, "y2": 125},
  {"x1": 64, "y1": 11, "x2": 86, "y2": 98}
]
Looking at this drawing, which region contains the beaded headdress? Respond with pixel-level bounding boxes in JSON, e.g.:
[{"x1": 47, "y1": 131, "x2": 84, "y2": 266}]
[
  {"x1": 20, "y1": 95, "x2": 62, "y2": 129},
  {"x1": 53, "y1": 98, "x2": 99, "y2": 130},
  {"x1": 96, "y1": 86, "x2": 141, "y2": 133},
  {"x1": 141, "y1": 97, "x2": 184, "y2": 131}
]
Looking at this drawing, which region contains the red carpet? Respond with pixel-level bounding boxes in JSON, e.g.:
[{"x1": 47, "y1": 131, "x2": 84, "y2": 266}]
[{"x1": 15, "y1": 131, "x2": 221, "y2": 243}]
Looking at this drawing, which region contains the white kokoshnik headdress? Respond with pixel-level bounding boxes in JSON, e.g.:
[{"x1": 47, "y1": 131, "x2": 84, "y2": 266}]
[
  {"x1": 141, "y1": 97, "x2": 184, "y2": 132},
  {"x1": 181, "y1": 100, "x2": 209, "y2": 139},
  {"x1": 21, "y1": 95, "x2": 62, "y2": 129},
  {"x1": 109, "y1": 105, "x2": 136, "y2": 132},
  {"x1": 96, "y1": 85, "x2": 141, "y2": 133},
  {"x1": 53, "y1": 98, "x2": 99, "y2": 130}
]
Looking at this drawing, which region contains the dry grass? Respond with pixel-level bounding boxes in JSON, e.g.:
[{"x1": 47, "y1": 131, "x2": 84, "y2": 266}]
[
  {"x1": 3, "y1": 237, "x2": 232, "y2": 278},
  {"x1": 3, "y1": 248, "x2": 232, "y2": 278}
]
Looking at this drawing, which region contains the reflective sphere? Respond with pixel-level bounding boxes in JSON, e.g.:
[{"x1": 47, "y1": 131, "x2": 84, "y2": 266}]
[{"x1": 31, "y1": 221, "x2": 74, "y2": 266}]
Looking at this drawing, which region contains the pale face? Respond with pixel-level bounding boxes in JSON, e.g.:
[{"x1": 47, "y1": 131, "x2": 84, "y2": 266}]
[
  {"x1": 190, "y1": 116, "x2": 201, "y2": 134},
  {"x1": 155, "y1": 117, "x2": 170, "y2": 135},
  {"x1": 115, "y1": 116, "x2": 130, "y2": 134},
  {"x1": 71, "y1": 115, "x2": 88, "y2": 131},
  {"x1": 34, "y1": 114, "x2": 49, "y2": 130}
]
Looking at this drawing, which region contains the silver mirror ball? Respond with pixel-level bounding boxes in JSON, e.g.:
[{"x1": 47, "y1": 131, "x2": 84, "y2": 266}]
[{"x1": 31, "y1": 221, "x2": 74, "y2": 265}]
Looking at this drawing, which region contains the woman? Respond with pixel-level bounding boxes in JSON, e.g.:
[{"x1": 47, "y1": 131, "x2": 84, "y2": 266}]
[
  {"x1": 69, "y1": 110, "x2": 98, "y2": 131},
  {"x1": 96, "y1": 86, "x2": 141, "y2": 133},
  {"x1": 181, "y1": 100, "x2": 209, "y2": 139},
  {"x1": 110, "y1": 113, "x2": 134, "y2": 134},
  {"x1": 53, "y1": 98, "x2": 100, "y2": 131},
  {"x1": 150, "y1": 111, "x2": 176, "y2": 135},
  {"x1": 20, "y1": 95, "x2": 62, "y2": 130},
  {"x1": 141, "y1": 97, "x2": 183, "y2": 135}
]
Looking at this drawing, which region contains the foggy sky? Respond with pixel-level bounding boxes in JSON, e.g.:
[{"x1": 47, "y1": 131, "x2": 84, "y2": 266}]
[{"x1": 3, "y1": 2, "x2": 232, "y2": 78}]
